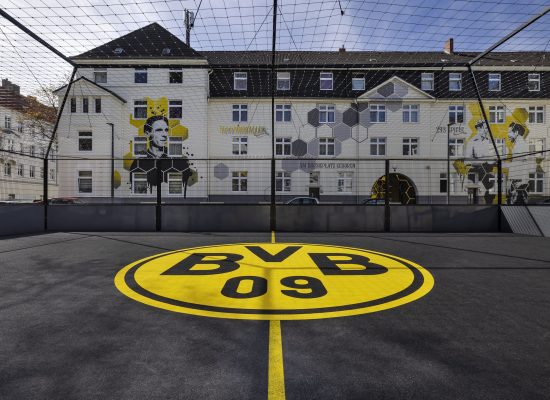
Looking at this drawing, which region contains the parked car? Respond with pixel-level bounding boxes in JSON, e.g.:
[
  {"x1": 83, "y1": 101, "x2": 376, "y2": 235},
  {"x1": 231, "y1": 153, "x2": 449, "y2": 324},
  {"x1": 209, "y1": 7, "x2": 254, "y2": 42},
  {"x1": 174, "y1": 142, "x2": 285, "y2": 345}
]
[
  {"x1": 285, "y1": 197, "x2": 319, "y2": 205},
  {"x1": 33, "y1": 197, "x2": 82, "y2": 205},
  {"x1": 537, "y1": 198, "x2": 550, "y2": 205},
  {"x1": 362, "y1": 198, "x2": 402, "y2": 205}
]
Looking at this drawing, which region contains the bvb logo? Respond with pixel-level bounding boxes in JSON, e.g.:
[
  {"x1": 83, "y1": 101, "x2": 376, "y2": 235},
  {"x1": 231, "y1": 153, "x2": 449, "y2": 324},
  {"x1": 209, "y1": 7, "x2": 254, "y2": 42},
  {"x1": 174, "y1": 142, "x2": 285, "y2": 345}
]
[{"x1": 115, "y1": 243, "x2": 434, "y2": 320}]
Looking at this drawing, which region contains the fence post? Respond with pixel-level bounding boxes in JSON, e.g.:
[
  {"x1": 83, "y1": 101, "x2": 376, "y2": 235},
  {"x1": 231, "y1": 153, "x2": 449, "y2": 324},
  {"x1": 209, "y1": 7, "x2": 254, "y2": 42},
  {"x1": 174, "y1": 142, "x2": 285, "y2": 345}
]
[
  {"x1": 497, "y1": 159, "x2": 502, "y2": 232},
  {"x1": 43, "y1": 157, "x2": 48, "y2": 230},
  {"x1": 384, "y1": 159, "x2": 390, "y2": 232},
  {"x1": 156, "y1": 159, "x2": 162, "y2": 231}
]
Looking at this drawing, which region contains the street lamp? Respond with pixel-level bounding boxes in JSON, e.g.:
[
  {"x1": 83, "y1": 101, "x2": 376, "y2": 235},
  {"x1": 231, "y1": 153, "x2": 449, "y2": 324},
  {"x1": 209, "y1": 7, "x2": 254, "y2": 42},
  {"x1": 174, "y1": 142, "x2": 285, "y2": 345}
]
[
  {"x1": 447, "y1": 122, "x2": 455, "y2": 205},
  {"x1": 106, "y1": 123, "x2": 114, "y2": 199}
]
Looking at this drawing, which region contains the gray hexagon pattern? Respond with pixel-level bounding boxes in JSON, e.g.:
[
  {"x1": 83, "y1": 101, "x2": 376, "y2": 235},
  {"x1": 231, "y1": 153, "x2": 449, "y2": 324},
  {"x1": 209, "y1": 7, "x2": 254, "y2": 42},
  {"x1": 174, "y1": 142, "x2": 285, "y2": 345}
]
[
  {"x1": 387, "y1": 101, "x2": 402, "y2": 112},
  {"x1": 392, "y1": 83, "x2": 408, "y2": 98},
  {"x1": 213, "y1": 163, "x2": 229, "y2": 180},
  {"x1": 333, "y1": 123, "x2": 352, "y2": 141},
  {"x1": 327, "y1": 110, "x2": 343, "y2": 127},
  {"x1": 307, "y1": 108, "x2": 320, "y2": 127},
  {"x1": 342, "y1": 108, "x2": 358, "y2": 127},
  {"x1": 291, "y1": 139, "x2": 308, "y2": 156},
  {"x1": 359, "y1": 109, "x2": 373, "y2": 128},
  {"x1": 377, "y1": 82, "x2": 394, "y2": 97},
  {"x1": 307, "y1": 138, "x2": 319, "y2": 157},
  {"x1": 281, "y1": 159, "x2": 301, "y2": 172}
]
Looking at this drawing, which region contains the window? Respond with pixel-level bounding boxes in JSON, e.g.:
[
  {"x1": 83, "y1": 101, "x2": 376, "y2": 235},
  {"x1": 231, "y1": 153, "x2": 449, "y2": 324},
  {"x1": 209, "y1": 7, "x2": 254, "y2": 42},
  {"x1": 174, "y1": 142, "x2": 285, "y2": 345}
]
[
  {"x1": 488, "y1": 73, "x2": 501, "y2": 91},
  {"x1": 528, "y1": 106, "x2": 544, "y2": 124},
  {"x1": 17, "y1": 122, "x2": 23, "y2": 133},
  {"x1": 78, "y1": 132, "x2": 92, "y2": 151},
  {"x1": 319, "y1": 104, "x2": 335, "y2": 123},
  {"x1": 95, "y1": 98, "x2": 101, "y2": 113},
  {"x1": 232, "y1": 137, "x2": 248, "y2": 155},
  {"x1": 320, "y1": 72, "x2": 333, "y2": 90},
  {"x1": 234, "y1": 72, "x2": 247, "y2": 90},
  {"x1": 232, "y1": 104, "x2": 248, "y2": 122},
  {"x1": 168, "y1": 137, "x2": 183, "y2": 156},
  {"x1": 132, "y1": 172, "x2": 148, "y2": 194},
  {"x1": 468, "y1": 172, "x2": 478, "y2": 184},
  {"x1": 93, "y1": 68, "x2": 107, "y2": 84},
  {"x1": 496, "y1": 138, "x2": 507, "y2": 157},
  {"x1": 449, "y1": 72, "x2": 462, "y2": 91},
  {"x1": 78, "y1": 171, "x2": 92, "y2": 193},
  {"x1": 232, "y1": 171, "x2": 248, "y2": 191},
  {"x1": 276, "y1": 171, "x2": 291, "y2": 192},
  {"x1": 135, "y1": 68, "x2": 148, "y2": 83},
  {"x1": 337, "y1": 172, "x2": 353, "y2": 193},
  {"x1": 319, "y1": 138, "x2": 335, "y2": 156},
  {"x1": 169, "y1": 68, "x2": 183, "y2": 84},
  {"x1": 82, "y1": 98, "x2": 89, "y2": 113},
  {"x1": 49, "y1": 169, "x2": 55, "y2": 181},
  {"x1": 29, "y1": 165, "x2": 35, "y2": 178},
  {"x1": 421, "y1": 72, "x2": 434, "y2": 91},
  {"x1": 5, "y1": 138, "x2": 14, "y2": 151},
  {"x1": 370, "y1": 137, "x2": 386, "y2": 156},
  {"x1": 352, "y1": 76, "x2": 365, "y2": 90},
  {"x1": 440, "y1": 173, "x2": 449, "y2": 193},
  {"x1": 4, "y1": 115, "x2": 11, "y2": 129},
  {"x1": 529, "y1": 138, "x2": 545, "y2": 153},
  {"x1": 169, "y1": 100, "x2": 183, "y2": 119},
  {"x1": 448, "y1": 105, "x2": 464, "y2": 124},
  {"x1": 17, "y1": 164, "x2": 24, "y2": 177},
  {"x1": 277, "y1": 72, "x2": 290, "y2": 90},
  {"x1": 168, "y1": 172, "x2": 183, "y2": 194},
  {"x1": 370, "y1": 104, "x2": 386, "y2": 123},
  {"x1": 488, "y1": 175, "x2": 506, "y2": 194},
  {"x1": 70, "y1": 98, "x2": 76, "y2": 113},
  {"x1": 4, "y1": 162, "x2": 11, "y2": 176},
  {"x1": 403, "y1": 105, "x2": 419, "y2": 123},
  {"x1": 489, "y1": 105, "x2": 505, "y2": 123},
  {"x1": 29, "y1": 145, "x2": 35, "y2": 157},
  {"x1": 528, "y1": 73, "x2": 540, "y2": 91},
  {"x1": 276, "y1": 104, "x2": 291, "y2": 122},
  {"x1": 19, "y1": 143, "x2": 24, "y2": 154},
  {"x1": 134, "y1": 100, "x2": 147, "y2": 119},
  {"x1": 528, "y1": 172, "x2": 544, "y2": 193},
  {"x1": 40, "y1": 168, "x2": 44, "y2": 178},
  {"x1": 403, "y1": 138, "x2": 419, "y2": 156},
  {"x1": 275, "y1": 137, "x2": 291, "y2": 156},
  {"x1": 40, "y1": 147, "x2": 45, "y2": 158},
  {"x1": 449, "y1": 138, "x2": 464, "y2": 157},
  {"x1": 133, "y1": 137, "x2": 147, "y2": 156}
]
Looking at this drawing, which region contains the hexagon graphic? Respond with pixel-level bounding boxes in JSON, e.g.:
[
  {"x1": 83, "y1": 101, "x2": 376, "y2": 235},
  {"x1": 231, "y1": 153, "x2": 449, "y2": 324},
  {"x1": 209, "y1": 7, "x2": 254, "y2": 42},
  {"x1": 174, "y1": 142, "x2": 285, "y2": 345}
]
[
  {"x1": 281, "y1": 159, "x2": 301, "y2": 172},
  {"x1": 352, "y1": 103, "x2": 369, "y2": 112},
  {"x1": 387, "y1": 101, "x2": 403, "y2": 112},
  {"x1": 333, "y1": 123, "x2": 352, "y2": 141},
  {"x1": 343, "y1": 108, "x2": 359, "y2": 127},
  {"x1": 291, "y1": 139, "x2": 308, "y2": 156},
  {"x1": 307, "y1": 138, "x2": 319, "y2": 157},
  {"x1": 377, "y1": 82, "x2": 394, "y2": 97},
  {"x1": 130, "y1": 159, "x2": 157, "y2": 173},
  {"x1": 359, "y1": 109, "x2": 374, "y2": 128},
  {"x1": 307, "y1": 108, "x2": 320, "y2": 127},
  {"x1": 317, "y1": 124, "x2": 332, "y2": 138},
  {"x1": 213, "y1": 163, "x2": 229, "y2": 180},
  {"x1": 392, "y1": 83, "x2": 408, "y2": 98}
]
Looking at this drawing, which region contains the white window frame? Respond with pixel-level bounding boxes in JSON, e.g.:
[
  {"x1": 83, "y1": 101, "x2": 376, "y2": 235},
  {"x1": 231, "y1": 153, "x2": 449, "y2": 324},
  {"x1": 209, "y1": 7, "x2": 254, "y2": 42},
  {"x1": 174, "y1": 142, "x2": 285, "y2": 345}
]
[
  {"x1": 132, "y1": 172, "x2": 148, "y2": 194},
  {"x1": 449, "y1": 72, "x2": 462, "y2": 91},
  {"x1": 276, "y1": 104, "x2": 292, "y2": 122},
  {"x1": 495, "y1": 138, "x2": 507, "y2": 157},
  {"x1": 370, "y1": 137, "x2": 386, "y2": 156},
  {"x1": 133, "y1": 100, "x2": 147, "y2": 119},
  {"x1": 337, "y1": 172, "x2": 353, "y2": 193},
  {"x1": 488, "y1": 73, "x2": 501, "y2": 91},
  {"x1": 319, "y1": 104, "x2": 335, "y2": 123},
  {"x1": 403, "y1": 138, "x2": 419, "y2": 156},
  {"x1": 448, "y1": 105, "x2": 464, "y2": 124},
  {"x1": 319, "y1": 138, "x2": 335, "y2": 156},
  {"x1": 4, "y1": 162, "x2": 11, "y2": 176},
  {"x1": 78, "y1": 132, "x2": 92, "y2": 152},
  {"x1": 449, "y1": 138, "x2": 464, "y2": 157},
  {"x1": 93, "y1": 68, "x2": 107, "y2": 84},
  {"x1": 232, "y1": 171, "x2": 248, "y2": 192},
  {"x1": 168, "y1": 172, "x2": 183, "y2": 194},
  {"x1": 29, "y1": 165, "x2": 35, "y2": 178},
  {"x1": 529, "y1": 138, "x2": 545, "y2": 153},
  {"x1": 277, "y1": 72, "x2": 290, "y2": 90},
  {"x1": 234, "y1": 72, "x2": 248, "y2": 90},
  {"x1": 275, "y1": 171, "x2": 292, "y2": 192},
  {"x1": 529, "y1": 172, "x2": 544, "y2": 193},
  {"x1": 489, "y1": 105, "x2": 505, "y2": 124},
  {"x1": 320, "y1": 72, "x2": 333, "y2": 90},
  {"x1": 421, "y1": 72, "x2": 434, "y2": 91},
  {"x1": 17, "y1": 164, "x2": 24, "y2": 177},
  {"x1": 232, "y1": 104, "x2": 248, "y2": 122},
  {"x1": 275, "y1": 137, "x2": 291, "y2": 156},
  {"x1": 4, "y1": 116, "x2": 11, "y2": 130},
  {"x1": 77, "y1": 170, "x2": 93, "y2": 194},
  {"x1": 49, "y1": 168, "x2": 55, "y2": 181},
  {"x1": 168, "y1": 100, "x2": 183, "y2": 119},
  {"x1": 402, "y1": 105, "x2": 419, "y2": 123},
  {"x1": 528, "y1": 106, "x2": 544, "y2": 124},
  {"x1": 168, "y1": 136, "x2": 184, "y2": 157},
  {"x1": 351, "y1": 76, "x2": 365, "y2": 91},
  {"x1": 133, "y1": 136, "x2": 147, "y2": 157},
  {"x1": 528, "y1": 73, "x2": 540, "y2": 92},
  {"x1": 134, "y1": 68, "x2": 148, "y2": 84},
  {"x1": 370, "y1": 104, "x2": 386, "y2": 123},
  {"x1": 232, "y1": 136, "x2": 248, "y2": 155},
  {"x1": 94, "y1": 98, "x2": 102, "y2": 113}
]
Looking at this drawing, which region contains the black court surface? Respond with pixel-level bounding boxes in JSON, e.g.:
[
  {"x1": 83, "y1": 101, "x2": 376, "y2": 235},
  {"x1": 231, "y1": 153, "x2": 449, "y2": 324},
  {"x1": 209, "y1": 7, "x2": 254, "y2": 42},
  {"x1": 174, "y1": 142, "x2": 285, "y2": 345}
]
[{"x1": 1, "y1": 231, "x2": 549, "y2": 400}]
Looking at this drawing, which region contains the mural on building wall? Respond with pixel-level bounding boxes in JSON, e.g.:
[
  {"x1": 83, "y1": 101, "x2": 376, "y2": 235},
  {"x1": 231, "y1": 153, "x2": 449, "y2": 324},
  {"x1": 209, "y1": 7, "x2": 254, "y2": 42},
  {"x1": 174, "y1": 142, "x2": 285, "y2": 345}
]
[
  {"x1": 453, "y1": 104, "x2": 530, "y2": 205},
  {"x1": 117, "y1": 97, "x2": 199, "y2": 196}
]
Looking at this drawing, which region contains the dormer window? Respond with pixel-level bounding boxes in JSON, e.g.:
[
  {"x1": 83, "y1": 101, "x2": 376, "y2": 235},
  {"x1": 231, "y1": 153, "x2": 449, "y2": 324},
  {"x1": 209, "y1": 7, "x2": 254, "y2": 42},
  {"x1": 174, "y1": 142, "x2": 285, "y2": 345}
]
[
  {"x1": 528, "y1": 73, "x2": 540, "y2": 91},
  {"x1": 449, "y1": 72, "x2": 462, "y2": 91},
  {"x1": 351, "y1": 75, "x2": 365, "y2": 90},
  {"x1": 169, "y1": 68, "x2": 183, "y2": 84},
  {"x1": 488, "y1": 73, "x2": 501, "y2": 91},
  {"x1": 320, "y1": 72, "x2": 333, "y2": 90},
  {"x1": 234, "y1": 72, "x2": 247, "y2": 90},
  {"x1": 277, "y1": 72, "x2": 291, "y2": 90},
  {"x1": 162, "y1": 47, "x2": 171, "y2": 56}
]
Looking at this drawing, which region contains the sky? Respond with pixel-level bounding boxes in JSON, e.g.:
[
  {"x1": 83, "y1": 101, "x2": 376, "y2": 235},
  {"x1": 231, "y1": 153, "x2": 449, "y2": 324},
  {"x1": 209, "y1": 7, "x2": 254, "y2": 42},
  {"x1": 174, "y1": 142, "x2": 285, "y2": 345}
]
[{"x1": 0, "y1": 0, "x2": 549, "y2": 97}]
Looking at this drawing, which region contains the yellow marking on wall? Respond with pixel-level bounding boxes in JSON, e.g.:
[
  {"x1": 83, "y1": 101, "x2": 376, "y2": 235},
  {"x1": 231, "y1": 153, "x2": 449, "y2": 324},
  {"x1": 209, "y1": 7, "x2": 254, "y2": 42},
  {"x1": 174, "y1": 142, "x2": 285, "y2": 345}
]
[
  {"x1": 271, "y1": 231, "x2": 276, "y2": 243},
  {"x1": 268, "y1": 320, "x2": 286, "y2": 400}
]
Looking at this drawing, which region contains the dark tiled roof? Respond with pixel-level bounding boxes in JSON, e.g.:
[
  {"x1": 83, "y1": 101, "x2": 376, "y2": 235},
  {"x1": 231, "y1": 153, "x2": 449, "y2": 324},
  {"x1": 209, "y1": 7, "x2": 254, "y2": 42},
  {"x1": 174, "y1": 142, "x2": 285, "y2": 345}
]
[
  {"x1": 0, "y1": 89, "x2": 56, "y2": 123},
  {"x1": 72, "y1": 23, "x2": 205, "y2": 60},
  {"x1": 202, "y1": 51, "x2": 550, "y2": 68}
]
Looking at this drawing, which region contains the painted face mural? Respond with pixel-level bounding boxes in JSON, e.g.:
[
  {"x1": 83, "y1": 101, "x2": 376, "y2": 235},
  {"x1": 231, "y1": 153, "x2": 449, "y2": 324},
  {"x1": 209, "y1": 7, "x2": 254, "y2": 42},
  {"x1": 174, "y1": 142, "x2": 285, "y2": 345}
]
[{"x1": 112, "y1": 97, "x2": 199, "y2": 196}]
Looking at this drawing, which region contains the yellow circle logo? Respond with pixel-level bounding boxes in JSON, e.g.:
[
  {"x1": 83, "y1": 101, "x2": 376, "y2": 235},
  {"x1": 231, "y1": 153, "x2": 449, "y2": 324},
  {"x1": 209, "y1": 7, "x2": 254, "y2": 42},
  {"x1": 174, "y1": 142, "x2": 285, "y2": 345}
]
[{"x1": 115, "y1": 243, "x2": 434, "y2": 320}]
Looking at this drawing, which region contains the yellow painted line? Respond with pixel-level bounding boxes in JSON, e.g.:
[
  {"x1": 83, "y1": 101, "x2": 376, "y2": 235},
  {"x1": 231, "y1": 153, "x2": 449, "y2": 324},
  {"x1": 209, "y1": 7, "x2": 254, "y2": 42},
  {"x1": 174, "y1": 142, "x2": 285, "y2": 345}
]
[
  {"x1": 268, "y1": 320, "x2": 286, "y2": 400},
  {"x1": 271, "y1": 230, "x2": 276, "y2": 243}
]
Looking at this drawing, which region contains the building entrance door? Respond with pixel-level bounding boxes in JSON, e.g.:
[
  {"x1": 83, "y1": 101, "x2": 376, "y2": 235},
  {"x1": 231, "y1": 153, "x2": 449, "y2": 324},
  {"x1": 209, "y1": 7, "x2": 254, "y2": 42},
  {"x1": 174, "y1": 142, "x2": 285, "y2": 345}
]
[{"x1": 309, "y1": 187, "x2": 320, "y2": 199}]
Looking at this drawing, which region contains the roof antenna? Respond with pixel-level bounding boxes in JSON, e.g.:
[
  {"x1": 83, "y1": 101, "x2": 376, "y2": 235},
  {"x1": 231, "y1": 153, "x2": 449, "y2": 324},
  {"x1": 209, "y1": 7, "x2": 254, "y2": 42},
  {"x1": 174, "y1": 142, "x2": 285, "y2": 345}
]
[
  {"x1": 337, "y1": 0, "x2": 345, "y2": 15},
  {"x1": 184, "y1": 9, "x2": 195, "y2": 46}
]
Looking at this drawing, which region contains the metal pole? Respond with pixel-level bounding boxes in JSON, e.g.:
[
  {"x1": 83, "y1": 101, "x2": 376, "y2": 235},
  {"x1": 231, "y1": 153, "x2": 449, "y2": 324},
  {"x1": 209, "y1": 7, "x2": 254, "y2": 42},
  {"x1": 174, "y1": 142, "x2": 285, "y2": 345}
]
[
  {"x1": 447, "y1": 122, "x2": 453, "y2": 204},
  {"x1": 185, "y1": 10, "x2": 191, "y2": 46},
  {"x1": 156, "y1": 159, "x2": 162, "y2": 231},
  {"x1": 270, "y1": 0, "x2": 278, "y2": 231},
  {"x1": 43, "y1": 157, "x2": 48, "y2": 230},
  {"x1": 107, "y1": 123, "x2": 114, "y2": 199},
  {"x1": 497, "y1": 159, "x2": 502, "y2": 231},
  {"x1": 384, "y1": 159, "x2": 390, "y2": 232}
]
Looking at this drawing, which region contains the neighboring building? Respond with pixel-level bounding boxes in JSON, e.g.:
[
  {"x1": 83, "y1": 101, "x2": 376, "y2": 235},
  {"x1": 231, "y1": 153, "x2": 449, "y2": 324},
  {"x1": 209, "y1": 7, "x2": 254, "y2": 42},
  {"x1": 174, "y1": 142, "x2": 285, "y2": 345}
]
[
  {"x1": 54, "y1": 23, "x2": 549, "y2": 204},
  {"x1": 0, "y1": 79, "x2": 58, "y2": 201}
]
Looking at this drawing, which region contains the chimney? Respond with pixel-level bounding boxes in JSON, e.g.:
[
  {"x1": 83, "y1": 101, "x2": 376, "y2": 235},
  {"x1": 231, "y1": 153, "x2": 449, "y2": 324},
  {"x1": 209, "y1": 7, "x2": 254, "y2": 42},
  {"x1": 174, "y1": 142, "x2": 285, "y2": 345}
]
[
  {"x1": 1, "y1": 78, "x2": 10, "y2": 89},
  {"x1": 444, "y1": 38, "x2": 454, "y2": 55},
  {"x1": 12, "y1": 84, "x2": 20, "y2": 95},
  {"x1": 339, "y1": 45, "x2": 346, "y2": 53}
]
